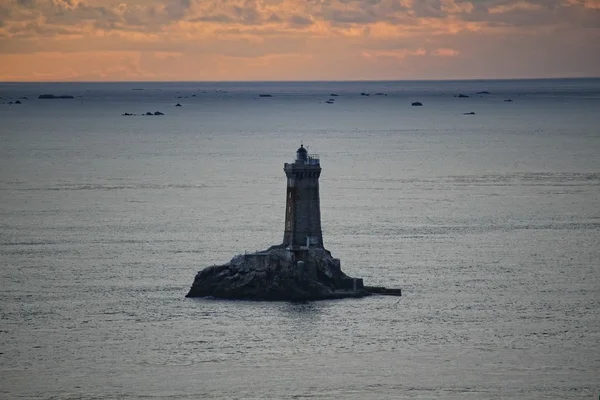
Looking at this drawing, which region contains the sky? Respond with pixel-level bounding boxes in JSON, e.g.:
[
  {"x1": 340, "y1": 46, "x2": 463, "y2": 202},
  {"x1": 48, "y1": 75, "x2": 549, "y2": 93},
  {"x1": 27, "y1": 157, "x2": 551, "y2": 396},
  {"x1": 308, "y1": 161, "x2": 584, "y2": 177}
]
[{"x1": 0, "y1": 0, "x2": 599, "y2": 81}]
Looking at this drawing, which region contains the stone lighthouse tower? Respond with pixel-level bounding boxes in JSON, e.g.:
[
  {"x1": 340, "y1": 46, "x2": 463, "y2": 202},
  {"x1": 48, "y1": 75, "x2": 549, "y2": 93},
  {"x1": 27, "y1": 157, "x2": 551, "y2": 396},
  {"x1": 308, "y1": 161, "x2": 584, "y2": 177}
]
[
  {"x1": 282, "y1": 144, "x2": 323, "y2": 249},
  {"x1": 186, "y1": 144, "x2": 401, "y2": 300}
]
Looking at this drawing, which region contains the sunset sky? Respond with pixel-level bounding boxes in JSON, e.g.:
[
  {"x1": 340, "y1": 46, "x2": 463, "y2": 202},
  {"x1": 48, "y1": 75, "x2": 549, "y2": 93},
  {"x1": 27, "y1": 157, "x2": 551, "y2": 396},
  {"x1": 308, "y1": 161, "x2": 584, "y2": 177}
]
[{"x1": 1, "y1": 0, "x2": 599, "y2": 81}]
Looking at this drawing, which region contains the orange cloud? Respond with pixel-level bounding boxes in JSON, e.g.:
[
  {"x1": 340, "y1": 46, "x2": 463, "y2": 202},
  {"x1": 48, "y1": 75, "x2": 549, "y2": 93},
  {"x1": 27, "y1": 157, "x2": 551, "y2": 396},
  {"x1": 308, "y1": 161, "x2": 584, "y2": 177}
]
[
  {"x1": 0, "y1": 0, "x2": 599, "y2": 80},
  {"x1": 488, "y1": 2, "x2": 543, "y2": 14},
  {"x1": 433, "y1": 48, "x2": 460, "y2": 57},
  {"x1": 563, "y1": 0, "x2": 600, "y2": 8},
  {"x1": 362, "y1": 49, "x2": 427, "y2": 59},
  {"x1": 441, "y1": 0, "x2": 474, "y2": 14}
]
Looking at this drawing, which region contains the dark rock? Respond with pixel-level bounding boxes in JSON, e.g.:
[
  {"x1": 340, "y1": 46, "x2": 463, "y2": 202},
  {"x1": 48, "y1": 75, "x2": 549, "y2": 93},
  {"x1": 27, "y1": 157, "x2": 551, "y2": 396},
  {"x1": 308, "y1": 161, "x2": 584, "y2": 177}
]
[
  {"x1": 175, "y1": 103, "x2": 182, "y2": 107},
  {"x1": 186, "y1": 247, "x2": 370, "y2": 301},
  {"x1": 325, "y1": 100, "x2": 334, "y2": 104},
  {"x1": 476, "y1": 91, "x2": 490, "y2": 94},
  {"x1": 8, "y1": 101, "x2": 13, "y2": 105},
  {"x1": 364, "y1": 286, "x2": 402, "y2": 296},
  {"x1": 38, "y1": 94, "x2": 74, "y2": 99},
  {"x1": 192, "y1": 94, "x2": 197, "y2": 97},
  {"x1": 122, "y1": 113, "x2": 135, "y2": 116},
  {"x1": 360, "y1": 92, "x2": 370, "y2": 96},
  {"x1": 330, "y1": 93, "x2": 339, "y2": 96},
  {"x1": 259, "y1": 94, "x2": 272, "y2": 97},
  {"x1": 411, "y1": 101, "x2": 423, "y2": 106},
  {"x1": 145, "y1": 112, "x2": 153, "y2": 115},
  {"x1": 20, "y1": 97, "x2": 28, "y2": 100},
  {"x1": 15, "y1": 100, "x2": 21, "y2": 104},
  {"x1": 374, "y1": 92, "x2": 386, "y2": 96},
  {"x1": 457, "y1": 94, "x2": 470, "y2": 98},
  {"x1": 504, "y1": 99, "x2": 513, "y2": 102},
  {"x1": 463, "y1": 111, "x2": 475, "y2": 115},
  {"x1": 154, "y1": 111, "x2": 164, "y2": 115}
]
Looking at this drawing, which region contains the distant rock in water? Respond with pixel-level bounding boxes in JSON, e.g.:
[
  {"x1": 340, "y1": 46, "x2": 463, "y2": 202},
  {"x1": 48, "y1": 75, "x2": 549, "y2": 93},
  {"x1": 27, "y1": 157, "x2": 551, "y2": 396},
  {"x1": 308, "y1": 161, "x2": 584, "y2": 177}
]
[
  {"x1": 504, "y1": 99, "x2": 513, "y2": 102},
  {"x1": 38, "y1": 94, "x2": 75, "y2": 99},
  {"x1": 330, "y1": 93, "x2": 339, "y2": 97},
  {"x1": 145, "y1": 112, "x2": 154, "y2": 115},
  {"x1": 122, "y1": 113, "x2": 135, "y2": 116},
  {"x1": 259, "y1": 94, "x2": 273, "y2": 97},
  {"x1": 374, "y1": 92, "x2": 386, "y2": 96},
  {"x1": 154, "y1": 111, "x2": 164, "y2": 115},
  {"x1": 476, "y1": 91, "x2": 491, "y2": 95},
  {"x1": 360, "y1": 92, "x2": 370, "y2": 96},
  {"x1": 463, "y1": 112, "x2": 475, "y2": 115},
  {"x1": 457, "y1": 94, "x2": 470, "y2": 98},
  {"x1": 175, "y1": 103, "x2": 182, "y2": 107},
  {"x1": 325, "y1": 100, "x2": 334, "y2": 104},
  {"x1": 411, "y1": 101, "x2": 423, "y2": 106},
  {"x1": 20, "y1": 96, "x2": 28, "y2": 100},
  {"x1": 15, "y1": 100, "x2": 22, "y2": 104}
]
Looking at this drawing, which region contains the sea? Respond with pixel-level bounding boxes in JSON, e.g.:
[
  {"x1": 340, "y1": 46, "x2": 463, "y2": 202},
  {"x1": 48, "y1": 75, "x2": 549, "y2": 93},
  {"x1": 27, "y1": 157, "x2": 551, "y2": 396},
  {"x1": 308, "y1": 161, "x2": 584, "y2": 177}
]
[{"x1": 1, "y1": 79, "x2": 599, "y2": 399}]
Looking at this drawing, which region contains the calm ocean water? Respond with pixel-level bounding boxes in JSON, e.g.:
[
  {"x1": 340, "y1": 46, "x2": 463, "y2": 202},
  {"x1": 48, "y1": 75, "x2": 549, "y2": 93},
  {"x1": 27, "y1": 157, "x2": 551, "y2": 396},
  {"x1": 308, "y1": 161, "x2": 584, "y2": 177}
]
[{"x1": 1, "y1": 79, "x2": 599, "y2": 399}]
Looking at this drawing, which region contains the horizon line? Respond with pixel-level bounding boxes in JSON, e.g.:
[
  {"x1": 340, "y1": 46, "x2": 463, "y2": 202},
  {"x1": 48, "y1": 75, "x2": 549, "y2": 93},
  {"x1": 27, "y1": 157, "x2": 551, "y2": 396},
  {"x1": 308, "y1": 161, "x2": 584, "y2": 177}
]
[{"x1": 1, "y1": 77, "x2": 599, "y2": 84}]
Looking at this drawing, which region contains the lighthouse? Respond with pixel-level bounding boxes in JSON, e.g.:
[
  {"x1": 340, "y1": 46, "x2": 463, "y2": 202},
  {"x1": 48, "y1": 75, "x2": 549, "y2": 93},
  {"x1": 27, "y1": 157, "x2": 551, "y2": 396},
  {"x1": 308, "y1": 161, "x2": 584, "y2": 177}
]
[
  {"x1": 282, "y1": 144, "x2": 323, "y2": 249},
  {"x1": 186, "y1": 144, "x2": 401, "y2": 300}
]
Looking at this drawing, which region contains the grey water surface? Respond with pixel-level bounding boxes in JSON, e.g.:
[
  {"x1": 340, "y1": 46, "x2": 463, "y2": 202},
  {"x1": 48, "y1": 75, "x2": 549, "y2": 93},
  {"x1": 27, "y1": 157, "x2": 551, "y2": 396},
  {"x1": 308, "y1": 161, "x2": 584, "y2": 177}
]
[{"x1": 1, "y1": 79, "x2": 599, "y2": 399}]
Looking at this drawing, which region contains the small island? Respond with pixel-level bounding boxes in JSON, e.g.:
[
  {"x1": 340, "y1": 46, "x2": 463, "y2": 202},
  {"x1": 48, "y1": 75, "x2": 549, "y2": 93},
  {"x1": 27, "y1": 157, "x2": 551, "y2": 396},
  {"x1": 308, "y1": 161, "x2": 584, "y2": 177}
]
[
  {"x1": 186, "y1": 145, "x2": 401, "y2": 301},
  {"x1": 38, "y1": 94, "x2": 75, "y2": 99}
]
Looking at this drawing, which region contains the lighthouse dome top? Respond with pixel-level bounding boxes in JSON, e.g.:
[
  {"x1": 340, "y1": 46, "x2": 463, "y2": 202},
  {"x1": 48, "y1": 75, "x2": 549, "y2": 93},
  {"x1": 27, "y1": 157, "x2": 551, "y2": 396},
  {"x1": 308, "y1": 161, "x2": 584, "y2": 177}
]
[
  {"x1": 291, "y1": 144, "x2": 320, "y2": 165},
  {"x1": 296, "y1": 144, "x2": 308, "y2": 162}
]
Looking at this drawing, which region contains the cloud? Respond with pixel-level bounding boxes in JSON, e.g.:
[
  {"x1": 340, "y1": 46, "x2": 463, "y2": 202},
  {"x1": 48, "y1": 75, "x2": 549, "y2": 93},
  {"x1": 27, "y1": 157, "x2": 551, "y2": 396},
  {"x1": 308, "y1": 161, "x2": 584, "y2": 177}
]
[
  {"x1": 441, "y1": 0, "x2": 474, "y2": 13},
  {"x1": 432, "y1": 48, "x2": 460, "y2": 56},
  {"x1": 564, "y1": 0, "x2": 600, "y2": 9},
  {"x1": 288, "y1": 14, "x2": 313, "y2": 27},
  {"x1": 488, "y1": 1, "x2": 543, "y2": 14},
  {"x1": 362, "y1": 48, "x2": 427, "y2": 59},
  {"x1": 0, "y1": 0, "x2": 599, "y2": 80}
]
